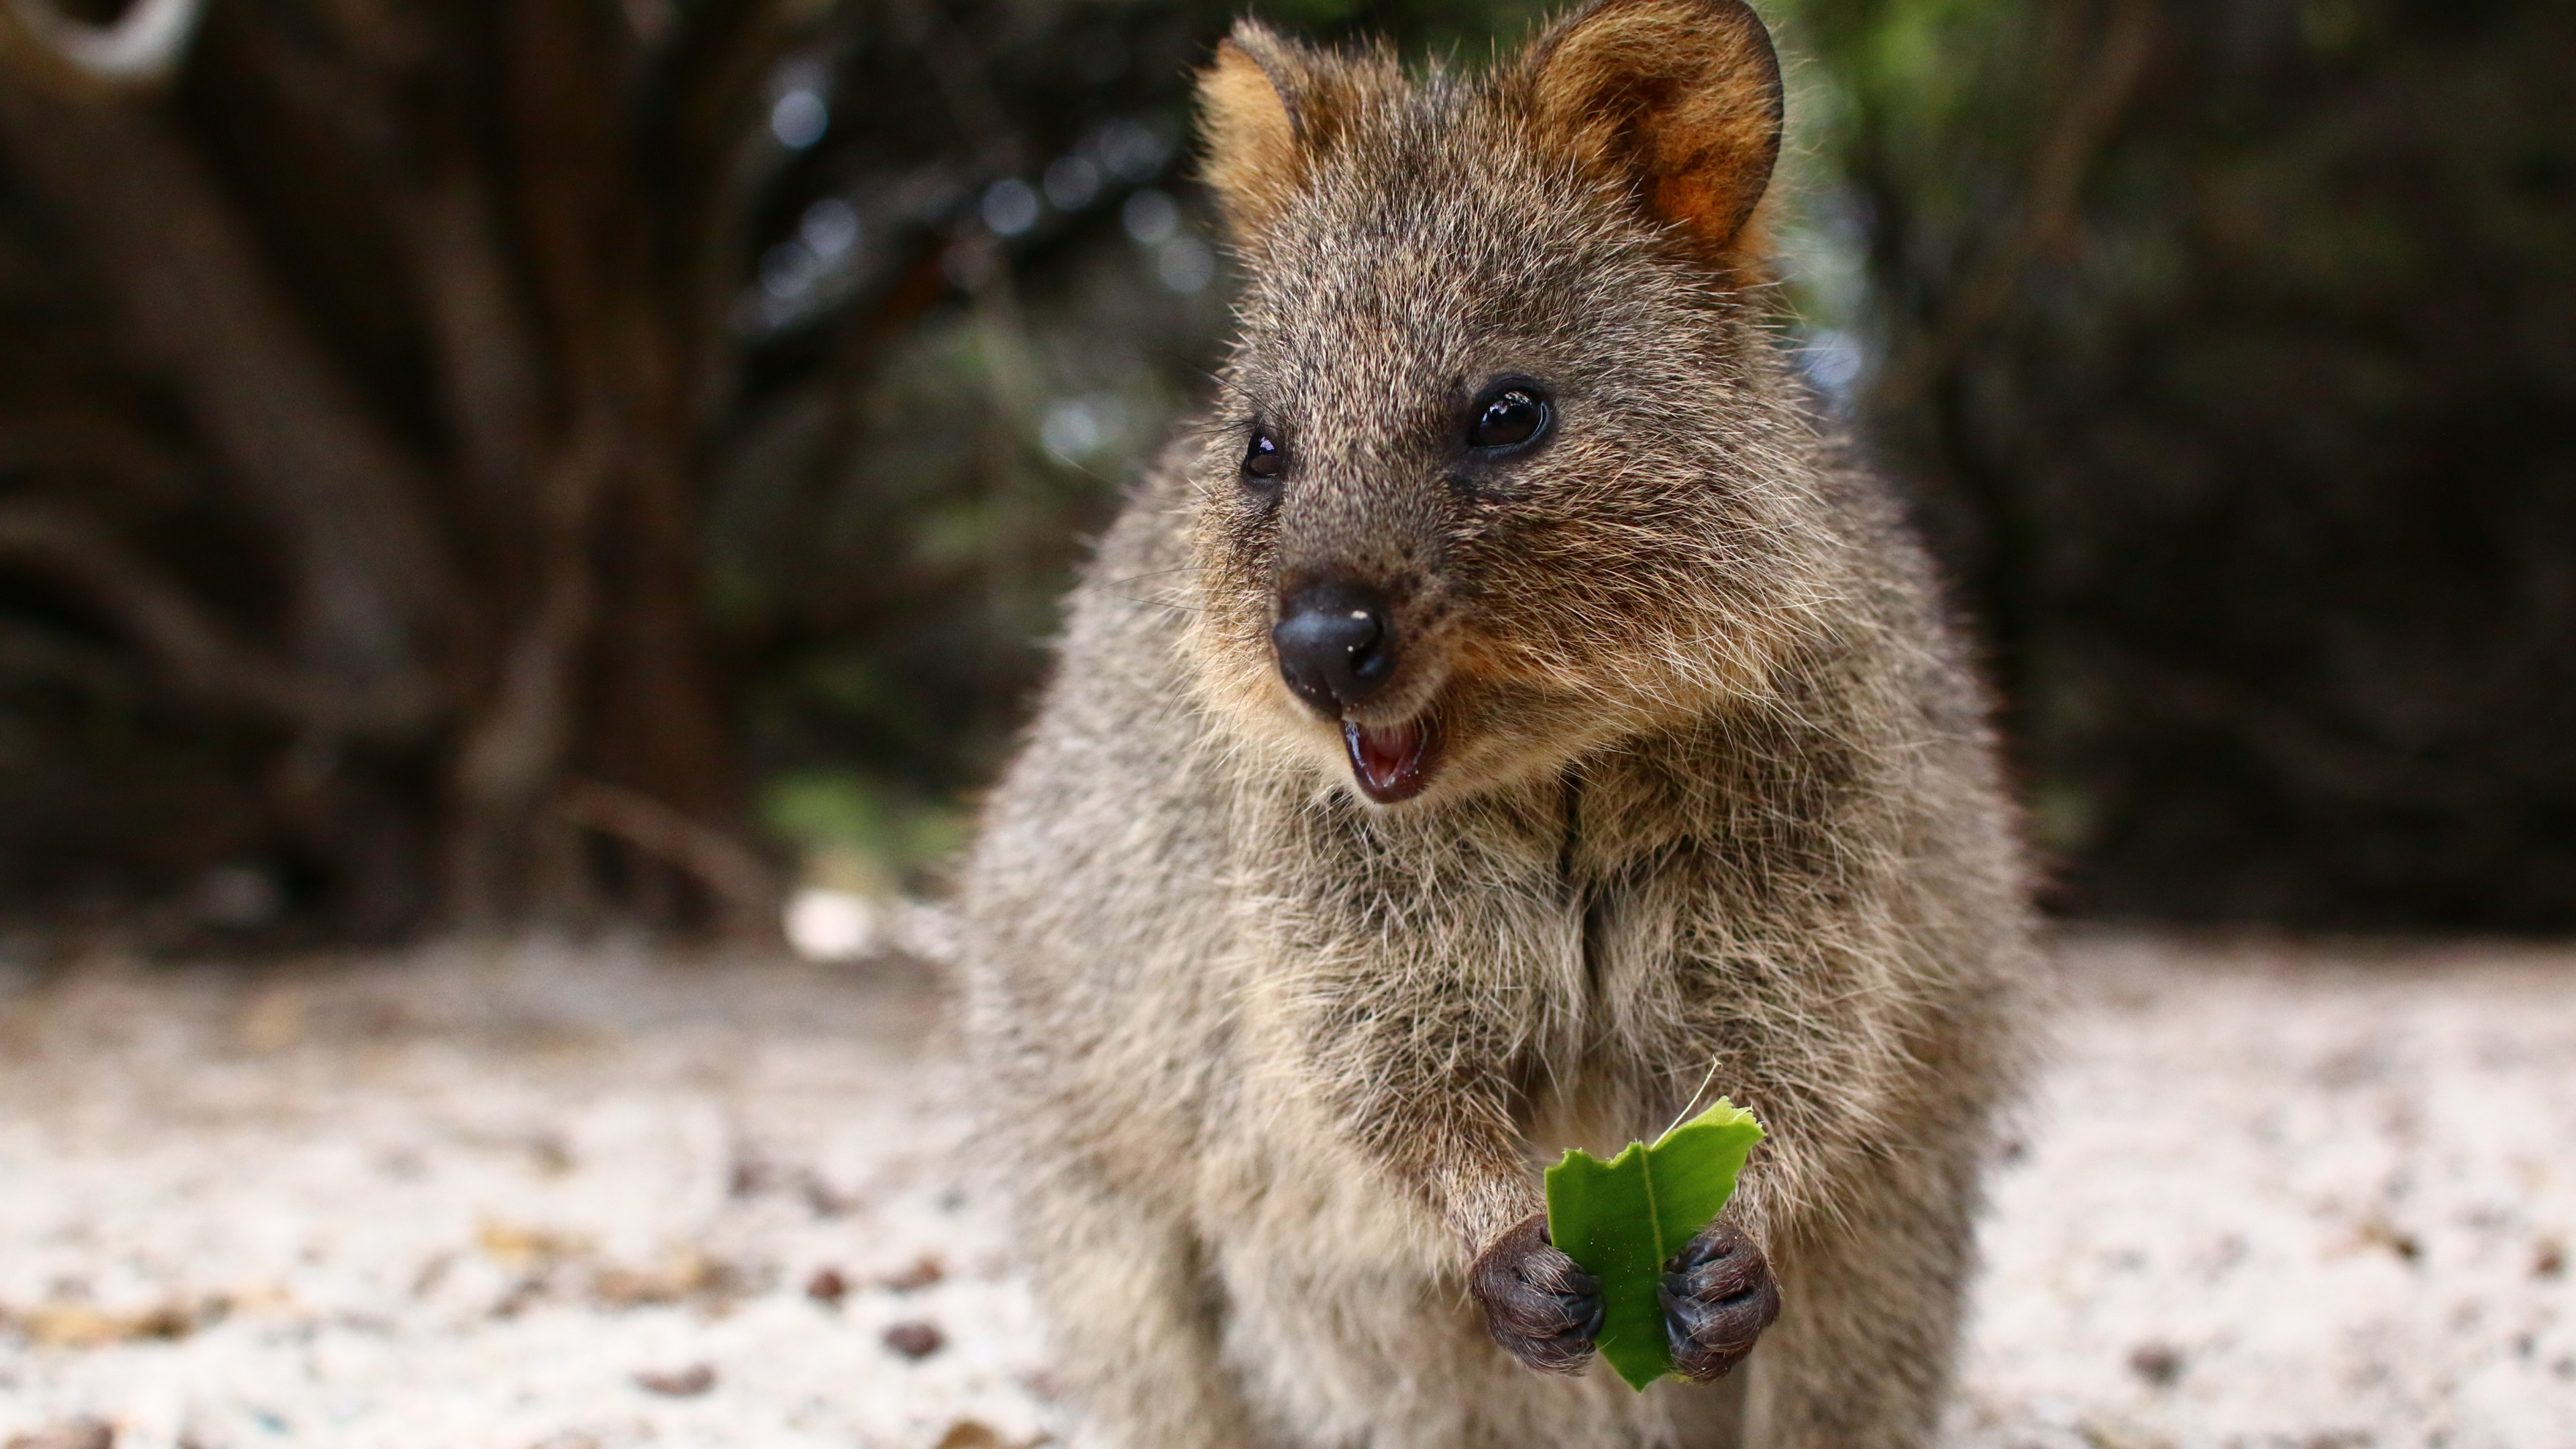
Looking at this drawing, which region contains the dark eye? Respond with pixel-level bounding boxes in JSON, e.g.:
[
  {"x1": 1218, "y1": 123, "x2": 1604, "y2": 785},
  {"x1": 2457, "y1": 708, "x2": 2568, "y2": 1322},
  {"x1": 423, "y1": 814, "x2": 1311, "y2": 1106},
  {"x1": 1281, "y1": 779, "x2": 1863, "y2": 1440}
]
[
  {"x1": 1468, "y1": 386, "x2": 1549, "y2": 451},
  {"x1": 1242, "y1": 425, "x2": 1284, "y2": 480}
]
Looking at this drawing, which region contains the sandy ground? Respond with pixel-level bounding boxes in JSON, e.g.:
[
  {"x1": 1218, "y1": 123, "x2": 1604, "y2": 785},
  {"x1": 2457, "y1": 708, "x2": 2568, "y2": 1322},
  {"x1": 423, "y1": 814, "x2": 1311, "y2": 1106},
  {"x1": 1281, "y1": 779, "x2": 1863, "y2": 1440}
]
[{"x1": 0, "y1": 932, "x2": 2569, "y2": 1449}]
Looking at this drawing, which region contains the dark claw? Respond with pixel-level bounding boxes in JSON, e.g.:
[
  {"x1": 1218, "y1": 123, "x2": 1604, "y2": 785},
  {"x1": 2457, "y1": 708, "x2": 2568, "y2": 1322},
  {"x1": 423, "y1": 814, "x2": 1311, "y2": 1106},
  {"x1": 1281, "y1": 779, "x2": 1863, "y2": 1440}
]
[
  {"x1": 1659, "y1": 1221, "x2": 1780, "y2": 1381},
  {"x1": 1470, "y1": 1212, "x2": 1604, "y2": 1375},
  {"x1": 1558, "y1": 1267, "x2": 1605, "y2": 1340},
  {"x1": 1668, "y1": 1228, "x2": 1733, "y2": 1275}
]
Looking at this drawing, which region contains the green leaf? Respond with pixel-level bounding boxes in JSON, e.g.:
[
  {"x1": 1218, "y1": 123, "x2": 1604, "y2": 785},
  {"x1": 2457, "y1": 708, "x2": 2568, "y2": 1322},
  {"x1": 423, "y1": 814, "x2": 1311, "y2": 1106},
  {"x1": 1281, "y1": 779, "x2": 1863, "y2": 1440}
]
[{"x1": 1542, "y1": 1098, "x2": 1765, "y2": 1391}]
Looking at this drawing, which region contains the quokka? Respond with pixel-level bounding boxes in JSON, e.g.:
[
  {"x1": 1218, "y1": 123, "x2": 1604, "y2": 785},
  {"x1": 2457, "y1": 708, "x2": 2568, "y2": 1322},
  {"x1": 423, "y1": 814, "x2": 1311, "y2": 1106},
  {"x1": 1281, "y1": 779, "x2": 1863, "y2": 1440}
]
[{"x1": 961, "y1": 1, "x2": 2038, "y2": 1444}]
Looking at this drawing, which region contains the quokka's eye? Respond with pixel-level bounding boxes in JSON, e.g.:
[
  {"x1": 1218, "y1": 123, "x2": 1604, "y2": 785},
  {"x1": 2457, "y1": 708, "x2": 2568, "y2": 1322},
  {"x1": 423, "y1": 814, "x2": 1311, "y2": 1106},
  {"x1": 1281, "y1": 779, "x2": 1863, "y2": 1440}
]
[
  {"x1": 1468, "y1": 386, "x2": 1550, "y2": 451},
  {"x1": 1242, "y1": 425, "x2": 1285, "y2": 481}
]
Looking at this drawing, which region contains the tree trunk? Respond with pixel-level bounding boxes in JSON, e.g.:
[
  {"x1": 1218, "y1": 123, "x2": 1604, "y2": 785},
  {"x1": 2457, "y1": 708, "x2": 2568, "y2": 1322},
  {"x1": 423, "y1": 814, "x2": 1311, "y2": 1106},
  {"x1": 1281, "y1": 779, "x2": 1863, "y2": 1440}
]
[{"x1": 0, "y1": 0, "x2": 777, "y2": 936}]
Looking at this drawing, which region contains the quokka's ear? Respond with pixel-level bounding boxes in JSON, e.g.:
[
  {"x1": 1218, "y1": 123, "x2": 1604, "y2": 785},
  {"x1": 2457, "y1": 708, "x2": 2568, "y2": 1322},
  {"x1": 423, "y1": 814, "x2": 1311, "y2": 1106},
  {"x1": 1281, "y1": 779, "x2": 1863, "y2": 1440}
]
[
  {"x1": 1523, "y1": 0, "x2": 1784, "y2": 260},
  {"x1": 1196, "y1": 20, "x2": 1368, "y2": 244}
]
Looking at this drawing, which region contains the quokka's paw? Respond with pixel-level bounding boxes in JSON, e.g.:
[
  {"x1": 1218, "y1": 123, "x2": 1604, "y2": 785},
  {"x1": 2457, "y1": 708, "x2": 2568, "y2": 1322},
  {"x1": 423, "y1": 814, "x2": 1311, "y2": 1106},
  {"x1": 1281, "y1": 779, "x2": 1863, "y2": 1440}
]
[
  {"x1": 1658, "y1": 1220, "x2": 1781, "y2": 1380},
  {"x1": 1470, "y1": 1211, "x2": 1604, "y2": 1375}
]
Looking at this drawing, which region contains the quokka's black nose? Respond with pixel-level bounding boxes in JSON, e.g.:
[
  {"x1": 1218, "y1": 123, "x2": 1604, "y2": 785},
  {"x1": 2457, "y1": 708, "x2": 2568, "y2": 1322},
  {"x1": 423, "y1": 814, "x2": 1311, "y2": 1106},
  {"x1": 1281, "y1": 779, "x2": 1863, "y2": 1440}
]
[{"x1": 1273, "y1": 582, "x2": 1397, "y2": 714}]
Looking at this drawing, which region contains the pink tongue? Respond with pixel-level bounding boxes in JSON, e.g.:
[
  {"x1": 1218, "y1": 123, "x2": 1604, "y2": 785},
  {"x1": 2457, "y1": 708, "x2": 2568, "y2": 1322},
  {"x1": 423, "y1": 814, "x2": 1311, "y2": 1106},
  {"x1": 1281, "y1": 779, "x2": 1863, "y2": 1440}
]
[{"x1": 1344, "y1": 720, "x2": 1428, "y2": 799}]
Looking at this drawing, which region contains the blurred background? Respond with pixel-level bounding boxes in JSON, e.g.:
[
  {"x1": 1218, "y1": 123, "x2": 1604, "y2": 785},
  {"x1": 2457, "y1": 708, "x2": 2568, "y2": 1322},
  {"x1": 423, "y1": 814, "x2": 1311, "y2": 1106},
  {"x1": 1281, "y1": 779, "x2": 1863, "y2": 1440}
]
[
  {"x1": 1, "y1": 7, "x2": 2571, "y2": 1442},
  {"x1": 0, "y1": 0, "x2": 2567, "y2": 950}
]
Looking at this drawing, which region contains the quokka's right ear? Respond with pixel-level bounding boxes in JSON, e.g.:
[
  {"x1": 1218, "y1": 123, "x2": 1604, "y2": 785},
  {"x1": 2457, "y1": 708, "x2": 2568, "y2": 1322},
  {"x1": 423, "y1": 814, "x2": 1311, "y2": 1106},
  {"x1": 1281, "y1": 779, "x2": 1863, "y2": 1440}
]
[
  {"x1": 1196, "y1": 21, "x2": 1366, "y2": 245},
  {"x1": 1521, "y1": 0, "x2": 1784, "y2": 264}
]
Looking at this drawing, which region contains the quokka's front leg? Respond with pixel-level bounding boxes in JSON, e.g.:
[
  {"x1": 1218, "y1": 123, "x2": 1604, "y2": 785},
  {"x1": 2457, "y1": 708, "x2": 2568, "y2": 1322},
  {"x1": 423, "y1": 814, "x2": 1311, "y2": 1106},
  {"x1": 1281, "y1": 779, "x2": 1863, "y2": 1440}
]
[
  {"x1": 1018, "y1": 1160, "x2": 1265, "y2": 1449},
  {"x1": 1742, "y1": 1146, "x2": 1984, "y2": 1449},
  {"x1": 1299, "y1": 1031, "x2": 1617, "y2": 1375}
]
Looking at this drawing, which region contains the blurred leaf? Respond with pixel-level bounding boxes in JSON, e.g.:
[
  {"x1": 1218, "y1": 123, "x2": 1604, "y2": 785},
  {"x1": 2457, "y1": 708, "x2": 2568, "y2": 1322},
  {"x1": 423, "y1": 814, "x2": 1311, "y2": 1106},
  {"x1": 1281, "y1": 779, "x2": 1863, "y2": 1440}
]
[{"x1": 759, "y1": 767, "x2": 966, "y2": 893}]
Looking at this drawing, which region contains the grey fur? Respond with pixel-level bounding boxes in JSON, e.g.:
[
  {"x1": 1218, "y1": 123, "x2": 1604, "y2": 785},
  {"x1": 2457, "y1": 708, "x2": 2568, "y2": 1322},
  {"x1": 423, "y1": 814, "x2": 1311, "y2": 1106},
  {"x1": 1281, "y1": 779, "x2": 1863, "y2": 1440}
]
[{"x1": 961, "y1": 5, "x2": 2039, "y2": 1445}]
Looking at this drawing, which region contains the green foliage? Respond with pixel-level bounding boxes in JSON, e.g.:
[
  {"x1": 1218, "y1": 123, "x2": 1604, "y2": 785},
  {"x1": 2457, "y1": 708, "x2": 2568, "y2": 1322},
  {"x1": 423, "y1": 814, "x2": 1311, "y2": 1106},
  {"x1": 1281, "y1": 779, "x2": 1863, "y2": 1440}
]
[
  {"x1": 758, "y1": 769, "x2": 967, "y2": 895},
  {"x1": 3, "y1": 0, "x2": 2560, "y2": 934},
  {"x1": 1768, "y1": 0, "x2": 2576, "y2": 926},
  {"x1": 1543, "y1": 1099, "x2": 1765, "y2": 1391}
]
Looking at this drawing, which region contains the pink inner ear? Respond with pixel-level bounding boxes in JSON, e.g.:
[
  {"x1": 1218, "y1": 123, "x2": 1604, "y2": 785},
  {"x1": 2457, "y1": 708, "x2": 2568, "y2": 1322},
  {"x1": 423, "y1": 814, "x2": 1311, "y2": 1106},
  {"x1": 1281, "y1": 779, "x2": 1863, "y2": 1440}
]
[
  {"x1": 1526, "y1": 0, "x2": 1783, "y2": 254},
  {"x1": 1197, "y1": 38, "x2": 1307, "y2": 241}
]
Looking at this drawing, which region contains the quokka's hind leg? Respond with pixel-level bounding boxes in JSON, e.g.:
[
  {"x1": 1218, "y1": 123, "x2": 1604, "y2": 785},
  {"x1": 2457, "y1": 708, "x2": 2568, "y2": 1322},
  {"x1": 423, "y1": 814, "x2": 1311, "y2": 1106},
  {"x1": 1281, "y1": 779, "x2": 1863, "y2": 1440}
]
[
  {"x1": 1020, "y1": 1165, "x2": 1263, "y2": 1449},
  {"x1": 1741, "y1": 1151, "x2": 1984, "y2": 1449}
]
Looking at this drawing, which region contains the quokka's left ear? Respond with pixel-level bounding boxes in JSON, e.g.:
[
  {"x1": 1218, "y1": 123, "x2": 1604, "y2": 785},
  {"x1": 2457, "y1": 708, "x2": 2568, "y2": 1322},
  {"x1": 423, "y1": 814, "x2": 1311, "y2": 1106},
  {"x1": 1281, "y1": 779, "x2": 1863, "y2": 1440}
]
[
  {"x1": 1195, "y1": 20, "x2": 1389, "y2": 248},
  {"x1": 1520, "y1": 0, "x2": 1784, "y2": 262}
]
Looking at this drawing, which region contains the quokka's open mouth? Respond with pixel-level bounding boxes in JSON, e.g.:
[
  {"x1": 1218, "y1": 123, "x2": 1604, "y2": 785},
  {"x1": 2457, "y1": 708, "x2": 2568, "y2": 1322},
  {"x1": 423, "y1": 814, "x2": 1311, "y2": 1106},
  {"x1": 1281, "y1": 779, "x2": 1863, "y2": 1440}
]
[{"x1": 1343, "y1": 715, "x2": 1438, "y2": 803}]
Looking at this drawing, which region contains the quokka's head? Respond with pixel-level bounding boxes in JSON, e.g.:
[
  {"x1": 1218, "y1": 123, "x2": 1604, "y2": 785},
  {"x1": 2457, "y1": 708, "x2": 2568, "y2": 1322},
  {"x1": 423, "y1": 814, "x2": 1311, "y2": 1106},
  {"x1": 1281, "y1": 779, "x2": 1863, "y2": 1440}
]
[{"x1": 1182, "y1": 0, "x2": 1841, "y2": 808}]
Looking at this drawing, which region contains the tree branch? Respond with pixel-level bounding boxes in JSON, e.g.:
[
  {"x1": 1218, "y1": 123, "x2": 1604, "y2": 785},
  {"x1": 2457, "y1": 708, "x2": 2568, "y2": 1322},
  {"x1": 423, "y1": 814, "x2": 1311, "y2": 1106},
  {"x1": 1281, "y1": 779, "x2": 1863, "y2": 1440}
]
[
  {"x1": 0, "y1": 502, "x2": 430, "y2": 730},
  {"x1": 653, "y1": 0, "x2": 851, "y2": 427},
  {"x1": 556, "y1": 776, "x2": 779, "y2": 920},
  {"x1": 0, "y1": 76, "x2": 457, "y2": 731},
  {"x1": 0, "y1": 0, "x2": 205, "y2": 95},
  {"x1": 451, "y1": 429, "x2": 613, "y2": 820},
  {"x1": 1878, "y1": 0, "x2": 2162, "y2": 395}
]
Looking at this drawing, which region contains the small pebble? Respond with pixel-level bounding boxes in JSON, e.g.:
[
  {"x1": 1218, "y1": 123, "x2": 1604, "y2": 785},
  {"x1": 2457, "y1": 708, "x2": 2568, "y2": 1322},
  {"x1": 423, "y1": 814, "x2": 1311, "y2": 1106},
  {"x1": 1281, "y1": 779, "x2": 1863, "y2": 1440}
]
[
  {"x1": 882, "y1": 1255, "x2": 946, "y2": 1293},
  {"x1": 806, "y1": 1267, "x2": 849, "y2": 1304},
  {"x1": 883, "y1": 1320, "x2": 946, "y2": 1359},
  {"x1": 936, "y1": 1422, "x2": 1003, "y2": 1449},
  {"x1": 2127, "y1": 1341, "x2": 2185, "y2": 1388},
  {"x1": 633, "y1": 1363, "x2": 716, "y2": 1397},
  {"x1": 6, "y1": 1419, "x2": 115, "y2": 1449}
]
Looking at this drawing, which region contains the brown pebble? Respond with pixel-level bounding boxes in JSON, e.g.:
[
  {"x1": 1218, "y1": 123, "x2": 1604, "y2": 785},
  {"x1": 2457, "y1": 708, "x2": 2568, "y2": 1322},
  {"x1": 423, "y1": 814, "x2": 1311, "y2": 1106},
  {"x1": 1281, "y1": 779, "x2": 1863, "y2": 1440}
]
[
  {"x1": 934, "y1": 1423, "x2": 1004, "y2": 1449},
  {"x1": 6, "y1": 1419, "x2": 115, "y2": 1449},
  {"x1": 633, "y1": 1362, "x2": 716, "y2": 1397},
  {"x1": 805, "y1": 1267, "x2": 849, "y2": 1304},
  {"x1": 2127, "y1": 1340, "x2": 2185, "y2": 1387},
  {"x1": 883, "y1": 1320, "x2": 946, "y2": 1358},
  {"x1": 2355, "y1": 1218, "x2": 2421, "y2": 1263},
  {"x1": 881, "y1": 1254, "x2": 945, "y2": 1293},
  {"x1": 2535, "y1": 1238, "x2": 2565, "y2": 1279}
]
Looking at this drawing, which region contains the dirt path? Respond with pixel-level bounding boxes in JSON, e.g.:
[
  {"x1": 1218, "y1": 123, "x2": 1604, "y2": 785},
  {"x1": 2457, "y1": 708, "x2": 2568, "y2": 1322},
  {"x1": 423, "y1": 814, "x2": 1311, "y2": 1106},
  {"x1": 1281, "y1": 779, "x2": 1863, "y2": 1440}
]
[
  {"x1": 0, "y1": 934, "x2": 2568, "y2": 1448},
  {"x1": 1955, "y1": 936, "x2": 2574, "y2": 1449}
]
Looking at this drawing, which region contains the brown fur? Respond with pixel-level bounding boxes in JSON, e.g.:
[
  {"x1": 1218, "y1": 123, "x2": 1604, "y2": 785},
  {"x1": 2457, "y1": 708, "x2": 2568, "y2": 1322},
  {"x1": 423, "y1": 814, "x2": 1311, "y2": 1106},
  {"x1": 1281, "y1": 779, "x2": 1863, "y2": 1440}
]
[{"x1": 961, "y1": 1, "x2": 2039, "y2": 1444}]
